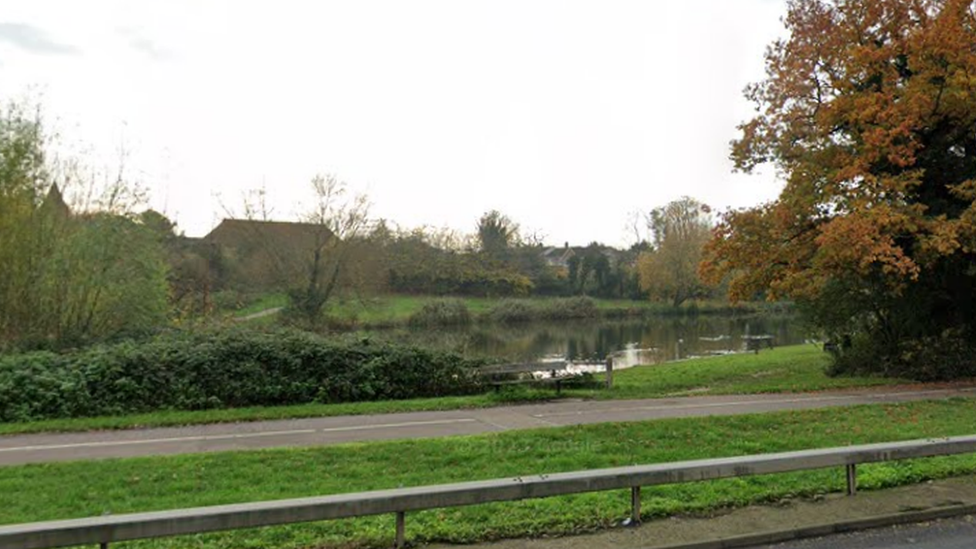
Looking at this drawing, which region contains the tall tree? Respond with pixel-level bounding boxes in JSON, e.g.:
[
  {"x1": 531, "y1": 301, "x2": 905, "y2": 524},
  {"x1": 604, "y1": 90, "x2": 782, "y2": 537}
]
[
  {"x1": 638, "y1": 197, "x2": 713, "y2": 307},
  {"x1": 0, "y1": 100, "x2": 49, "y2": 343},
  {"x1": 566, "y1": 254, "x2": 581, "y2": 293},
  {"x1": 0, "y1": 99, "x2": 170, "y2": 347},
  {"x1": 702, "y1": 0, "x2": 976, "y2": 379},
  {"x1": 292, "y1": 174, "x2": 371, "y2": 324},
  {"x1": 476, "y1": 210, "x2": 519, "y2": 259}
]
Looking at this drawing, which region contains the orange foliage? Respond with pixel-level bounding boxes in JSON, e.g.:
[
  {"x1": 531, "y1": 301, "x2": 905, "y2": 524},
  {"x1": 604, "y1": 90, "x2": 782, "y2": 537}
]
[{"x1": 704, "y1": 0, "x2": 976, "y2": 303}]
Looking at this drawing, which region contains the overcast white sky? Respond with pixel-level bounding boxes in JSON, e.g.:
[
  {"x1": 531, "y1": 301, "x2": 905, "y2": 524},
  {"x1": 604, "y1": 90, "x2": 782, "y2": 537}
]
[{"x1": 1, "y1": 0, "x2": 787, "y2": 246}]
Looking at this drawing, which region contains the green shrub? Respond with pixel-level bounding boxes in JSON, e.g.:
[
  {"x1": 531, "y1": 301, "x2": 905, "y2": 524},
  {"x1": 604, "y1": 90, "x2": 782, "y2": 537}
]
[
  {"x1": 0, "y1": 328, "x2": 486, "y2": 422},
  {"x1": 486, "y1": 297, "x2": 600, "y2": 324},
  {"x1": 210, "y1": 290, "x2": 246, "y2": 312},
  {"x1": 408, "y1": 299, "x2": 472, "y2": 327},
  {"x1": 486, "y1": 299, "x2": 536, "y2": 323},
  {"x1": 544, "y1": 296, "x2": 598, "y2": 320},
  {"x1": 826, "y1": 328, "x2": 976, "y2": 382}
]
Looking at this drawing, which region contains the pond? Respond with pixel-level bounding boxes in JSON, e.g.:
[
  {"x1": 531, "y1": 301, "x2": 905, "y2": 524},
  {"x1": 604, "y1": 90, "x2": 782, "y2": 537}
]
[{"x1": 368, "y1": 314, "x2": 809, "y2": 369}]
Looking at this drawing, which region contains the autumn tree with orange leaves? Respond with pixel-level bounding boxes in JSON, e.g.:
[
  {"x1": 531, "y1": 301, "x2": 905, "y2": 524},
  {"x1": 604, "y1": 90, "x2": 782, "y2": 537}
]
[{"x1": 702, "y1": 0, "x2": 976, "y2": 379}]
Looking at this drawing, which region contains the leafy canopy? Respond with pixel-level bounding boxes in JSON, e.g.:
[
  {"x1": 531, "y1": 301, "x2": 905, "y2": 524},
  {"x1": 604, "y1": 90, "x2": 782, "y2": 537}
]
[
  {"x1": 702, "y1": 0, "x2": 976, "y2": 378},
  {"x1": 0, "y1": 99, "x2": 169, "y2": 348},
  {"x1": 639, "y1": 197, "x2": 713, "y2": 307},
  {"x1": 705, "y1": 0, "x2": 976, "y2": 300}
]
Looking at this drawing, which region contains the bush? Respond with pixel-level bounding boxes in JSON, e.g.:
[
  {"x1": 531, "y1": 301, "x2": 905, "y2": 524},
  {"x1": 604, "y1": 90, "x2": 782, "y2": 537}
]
[
  {"x1": 211, "y1": 290, "x2": 246, "y2": 312},
  {"x1": 487, "y1": 299, "x2": 536, "y2": 323},
  {"x1": 544, "y1": 296, "x2": 598, "y2": 320},
  {"x1": 0, "y1": 328, "x2": 486, "y2": 422},
  {"x1": 487, "y1": 297, "x2": 600, "y2": 324},
  {"x1": 408, "y1": 299, "x2": 472, "y2": 327},
  {"x1": 826, "y1": 328, "x2": 976, "y2": 381}
]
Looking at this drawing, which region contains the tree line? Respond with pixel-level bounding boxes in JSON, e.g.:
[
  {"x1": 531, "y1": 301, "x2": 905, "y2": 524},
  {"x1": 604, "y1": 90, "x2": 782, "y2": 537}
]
[
  {"x1": 7, "y1": 0, "x2": 974, "y2": 382},
  {"x1": 0, "y1": 98, "x2": 724, "y2": 348}
]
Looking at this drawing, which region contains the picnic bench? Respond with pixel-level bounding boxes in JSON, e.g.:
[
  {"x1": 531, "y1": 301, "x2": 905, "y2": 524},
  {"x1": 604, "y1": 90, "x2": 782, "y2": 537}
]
[
  {"x1": 741, "y1": 335, "x2": 775, "y2": 354},
  {"x1": 823, "y1": 335, "x2": 851, "y2": 355},
  {"x1": 476, "y1": 358, "x2": 614, "y2": 394},
  {"x1": 699, "y1": 335, "x2": 734, "y2": 355}
]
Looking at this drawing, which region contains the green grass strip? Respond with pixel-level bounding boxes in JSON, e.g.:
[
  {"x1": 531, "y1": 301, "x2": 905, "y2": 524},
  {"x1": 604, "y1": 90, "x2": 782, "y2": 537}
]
[{"x1": 2, "y1": 398, "x2": 975, "y2": 548}]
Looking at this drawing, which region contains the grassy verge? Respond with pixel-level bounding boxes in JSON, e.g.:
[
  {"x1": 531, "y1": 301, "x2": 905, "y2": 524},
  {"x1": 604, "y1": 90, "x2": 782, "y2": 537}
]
[
  {"x1": 0, "y1": 345, "x2": 910, "y2": 435},
  {"x1": 2, "y1": 399, "x2": 976, "y2": 548},
  {"x1": 0, "y1": 394, "x2": 530, "y2": 436}
]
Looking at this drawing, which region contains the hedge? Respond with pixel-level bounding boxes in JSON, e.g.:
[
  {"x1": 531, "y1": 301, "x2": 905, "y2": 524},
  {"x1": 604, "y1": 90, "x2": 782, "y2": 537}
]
[{"x1": 0, "y1": 328, "x2": 485, "y2": 422}]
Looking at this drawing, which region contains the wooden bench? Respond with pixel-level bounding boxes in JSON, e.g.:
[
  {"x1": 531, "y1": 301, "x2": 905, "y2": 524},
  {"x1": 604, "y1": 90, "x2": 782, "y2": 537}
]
[
  {"x1": 741, "y1": 335, "x2": 775, "y2": 354},
  {"x1": 823, "y1": 336, "x2": 850, "y2": 355},
  {"x1": 699, "y1": 335, "x2": 734, "y2": 355},
  {"x1": 476, "y1": 359, "x2": 614, "y2": 394}
]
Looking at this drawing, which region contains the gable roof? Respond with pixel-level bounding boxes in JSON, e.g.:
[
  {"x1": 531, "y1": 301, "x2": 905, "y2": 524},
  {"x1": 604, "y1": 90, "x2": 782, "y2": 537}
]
[
  {"x1": 40, "y1": 183, "x2": 71, "y2": 219},
  {"x1": 204, "y1": 219, "x2": 336, "y2": 252}
]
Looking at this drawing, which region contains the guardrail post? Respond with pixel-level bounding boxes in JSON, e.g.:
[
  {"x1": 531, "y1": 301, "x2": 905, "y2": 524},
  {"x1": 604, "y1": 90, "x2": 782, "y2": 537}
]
[
  {"x1": 630, "y1": 486, "x2": 641, "y2": 525},
  {"x1": 605, "y1": 356, "x2": 613, "y2": 389},
  {"x1": 395, "y1": 511, "x2": 405, "y2": 548},
  {"x1": 845, "y1": 464, "x2": 857, "y2": 495}
]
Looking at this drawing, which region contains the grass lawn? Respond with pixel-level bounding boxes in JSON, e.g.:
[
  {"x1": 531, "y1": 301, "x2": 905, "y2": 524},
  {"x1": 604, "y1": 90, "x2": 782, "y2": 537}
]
[
  {"x1": 232, "y1": 294, "x2": 779, "y2": 323},
  {"x1": 229, "y1": 293, "x2": 290, "y2": 317},
  {"x1": 2, "y1": 399, "x2": 976, "y2": 548},
  {"x1": 235, "y1": 294, "x2": 499, "y2": 323},
  {"x1": 606, "y1": 343, "x2": 907, "y2": 399},
  {"x1": 326, "y1": 294, "x2": 496, "y2": 324},
  {"x1": 0, "y1": 345, "x2": 911, "y2": 436}
]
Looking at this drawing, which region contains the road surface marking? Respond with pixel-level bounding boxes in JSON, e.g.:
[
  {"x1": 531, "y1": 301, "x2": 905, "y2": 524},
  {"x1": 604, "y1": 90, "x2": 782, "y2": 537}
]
[
  {"x1": 0, "y1": 418, "x2": 478, "y2": 453},
  {"x1": 307, "y1": 418, "x2": 479, "y2": 433},
  {"x1": 3, "y1": 389, "x2": 972, "y2": 454}
]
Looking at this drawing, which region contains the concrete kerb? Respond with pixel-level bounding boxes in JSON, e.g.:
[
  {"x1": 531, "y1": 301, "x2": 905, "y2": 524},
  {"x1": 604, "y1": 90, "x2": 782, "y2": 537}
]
[{"x1": 653, "y1": 503, "x2": 976, "y2": 549}]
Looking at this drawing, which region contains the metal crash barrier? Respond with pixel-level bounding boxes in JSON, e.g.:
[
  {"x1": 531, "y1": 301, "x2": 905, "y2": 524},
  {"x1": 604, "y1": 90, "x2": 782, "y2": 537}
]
[{"x1": 2, "y1": 435, "x2": 975, "y2": 549}]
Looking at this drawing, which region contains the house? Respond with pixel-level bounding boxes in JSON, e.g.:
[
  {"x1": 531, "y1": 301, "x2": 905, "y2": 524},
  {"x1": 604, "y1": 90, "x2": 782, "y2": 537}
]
[
  {"x1": 205, "y1": 219, "x2": 335, "y2": 253},
  {"x1": 203, "y1": 219, "x2": 337, "y2": 289},
  {"x1": 540, "y1": 245, "x2": 576, "y2": 269},
  {"x1": 40, "y1": 183, "x2": 71, "y2": 220},
  {"x1": 540, "y1": 244, "x2": 628, "y2": 270}
]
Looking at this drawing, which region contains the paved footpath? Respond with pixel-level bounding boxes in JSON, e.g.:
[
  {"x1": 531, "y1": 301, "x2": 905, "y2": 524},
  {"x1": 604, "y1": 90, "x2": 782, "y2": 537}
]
[
  {"x1": 1, "y1": 386, "x2": 975, "y2": 466},
  {"x1": 423, "y1": 475, "x2": 976, "y2": 549}
]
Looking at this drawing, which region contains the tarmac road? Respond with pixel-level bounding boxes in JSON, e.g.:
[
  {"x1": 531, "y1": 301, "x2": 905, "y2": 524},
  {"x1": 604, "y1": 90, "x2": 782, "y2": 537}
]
[{"x1": 1, "y1": 386, "x2": 974, "y2": 466}]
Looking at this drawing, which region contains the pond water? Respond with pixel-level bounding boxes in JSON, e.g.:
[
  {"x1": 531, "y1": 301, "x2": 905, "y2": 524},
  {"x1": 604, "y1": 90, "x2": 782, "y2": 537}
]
[{"x1": 369, "y1": 314, "x2": 809, "y2": 369}]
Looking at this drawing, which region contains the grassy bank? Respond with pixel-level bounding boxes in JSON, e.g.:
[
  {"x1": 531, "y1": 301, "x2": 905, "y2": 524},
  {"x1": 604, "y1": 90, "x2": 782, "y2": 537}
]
[
  {"x1": 2, "y1": 399, "x2": 976, "y2": 548},
  {"x1": 606, "y1": 343, "x2": 906, "y2": 399},
  {"x1": 0, "y1": 345, "x2": 909, "y2": 435},
  {"x1": 229, "y1": 293, "x2": 787, "y2": 327}
]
